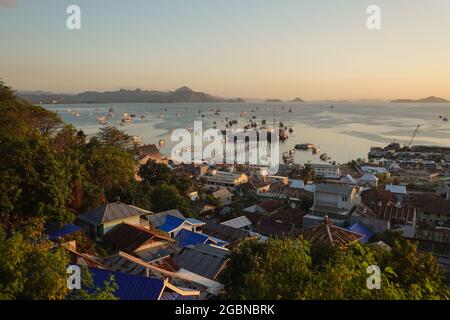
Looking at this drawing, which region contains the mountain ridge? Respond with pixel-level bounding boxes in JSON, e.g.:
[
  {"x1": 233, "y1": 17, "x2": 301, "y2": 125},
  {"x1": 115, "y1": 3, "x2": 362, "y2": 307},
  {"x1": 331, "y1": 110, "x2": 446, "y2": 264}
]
[{"x1": 17, "y1": 87, "x2": 245, "y2": 104}]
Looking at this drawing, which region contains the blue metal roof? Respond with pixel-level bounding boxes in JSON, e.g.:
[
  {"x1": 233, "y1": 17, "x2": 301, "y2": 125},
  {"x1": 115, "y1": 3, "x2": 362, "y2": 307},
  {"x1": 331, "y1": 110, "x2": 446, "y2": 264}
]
[
  {"x1": 346, "y1": 223, "x2": 374, "y2": 244},
  {"x1": 48, "y1": 223, "x2": 82, "y2": 240},
  {"x1": 88, "y1": 267, "x2": 165, "y2": 300},
  {"x1": 158, "y1": 215, "x2": 186, "y2": 233},
  {"x1": 176, "y1": 229, "x2": 209, "y2": 248}
]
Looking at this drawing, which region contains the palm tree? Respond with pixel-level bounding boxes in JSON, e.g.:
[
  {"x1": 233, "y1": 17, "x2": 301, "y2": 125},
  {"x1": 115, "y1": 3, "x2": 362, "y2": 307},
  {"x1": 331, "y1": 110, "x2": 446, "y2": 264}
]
[{"x1": 299, "y1": 164, "x2": 315, "y2": 184}]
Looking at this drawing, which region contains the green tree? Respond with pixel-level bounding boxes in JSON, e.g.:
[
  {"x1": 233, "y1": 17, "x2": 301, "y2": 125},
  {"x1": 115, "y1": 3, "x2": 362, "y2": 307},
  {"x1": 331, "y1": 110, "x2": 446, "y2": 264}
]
[
  {"x1": 0, "y1": 136, "x2": 73, "y2": 230},
  {"x1": 139, "y1": 160, "x2": 171, "y2": 185},
  {"x1": 0, "y1": 222, "x2": 69, "y2": 300},
  {"x1": 149, "y1": 184, "x2": 193, "y2": 216}
]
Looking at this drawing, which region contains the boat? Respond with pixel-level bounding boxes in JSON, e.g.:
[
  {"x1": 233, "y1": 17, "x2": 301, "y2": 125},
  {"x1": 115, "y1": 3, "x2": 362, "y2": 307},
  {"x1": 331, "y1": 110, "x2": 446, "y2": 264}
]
[
  {"x1": 444, "y1": 117, "x2": 448, "y2": 122},
  {"x1": 159, "y1": 139, "x2": 165, "y2": 147},
  {"x1": 289, "y1": 128, "x2": 293, "y2": 133},
  {"x1": 108, "y1": 107, "x2": 114, "y2": 112},
  {"x1": 140, "y1": 115, "x2": 146, "y2": 119},
  {"x1": 121, "y1": 113, "x2": 132, "y2": 124},
  {"x1": 295, "y1": 143, "x2": 314, "y2": 150},
  {"x1": 320, "y1": 153, "x2": 331, "y2": 161}
]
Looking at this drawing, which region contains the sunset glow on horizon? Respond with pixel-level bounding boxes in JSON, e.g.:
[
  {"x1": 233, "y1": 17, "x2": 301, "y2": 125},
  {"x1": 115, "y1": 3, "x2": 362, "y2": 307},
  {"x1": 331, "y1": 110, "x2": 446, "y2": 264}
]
[{"x1": 1, "y1": 0, "x2": 450, "y2": 100}]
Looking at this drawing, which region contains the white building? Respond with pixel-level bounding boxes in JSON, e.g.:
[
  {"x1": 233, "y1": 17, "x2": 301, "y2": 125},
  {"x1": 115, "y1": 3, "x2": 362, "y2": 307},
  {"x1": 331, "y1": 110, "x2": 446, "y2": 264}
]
[
  {"x1": 310, "y1": 163, "x2": 341, "y2": 179},
  {"x1": 303, "y1": 184, "x2": 361, "y2": 227}
]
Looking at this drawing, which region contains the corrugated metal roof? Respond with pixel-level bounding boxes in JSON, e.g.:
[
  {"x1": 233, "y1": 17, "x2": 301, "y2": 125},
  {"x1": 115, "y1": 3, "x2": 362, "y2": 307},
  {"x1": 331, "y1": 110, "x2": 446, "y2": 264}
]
[
  {"x1": 103, "y1": 223, "x2": 172, "y2": 252},
  {"x1": 158, "y1": 215, "x2": 186, "y2": 233},
  {"x1": 48, "y1": 223, "x2": 81, "y2": 240},
  {"x1": 346, "y1": 223, "x2": 374, "y2": 244},
  {"x1": 316, "y1": 184, "x2": 355, "y2": 195},
  {"x1": 77, "y1": 202, "x2": 151, "y2": 226},
  {"x1": 148, "y1": 209, "x2": 185, "y2": 228},
  {"x1": 221, "y1": 216, "x2": 252, "y2": 229},
  {"x1": 173, "y1": 244, "x2": 229, "y2": 280},
  {"x1": 88, "y1": 267, "x2": 165, "y2": 300},
  {"x1": 386, "y1": 185, "x2": 406, "y2": 195},
  {"x1": 176, "y1": 229, "x2": 209, "y2": 248}
]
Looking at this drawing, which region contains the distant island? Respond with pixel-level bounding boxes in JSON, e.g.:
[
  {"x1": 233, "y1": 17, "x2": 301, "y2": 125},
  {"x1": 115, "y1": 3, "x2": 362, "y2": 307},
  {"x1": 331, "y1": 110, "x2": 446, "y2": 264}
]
[
  {"x1": 17, "y1": 86, "x2": 245, "y2": 104},
  {"x1": 290, "y1": 97, "x2": 305, "y2": 102},
  {"x1": 265, "y1": 98, "x2": 283, "y2": 103},
  {"x1": 391, "y1": 96, "x2": 449, "y2": 103}
]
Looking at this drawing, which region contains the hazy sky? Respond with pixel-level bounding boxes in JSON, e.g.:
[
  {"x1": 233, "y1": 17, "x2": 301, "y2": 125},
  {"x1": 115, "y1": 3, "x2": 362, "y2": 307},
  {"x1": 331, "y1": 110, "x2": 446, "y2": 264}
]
[{"x1": 1, "y1": 0, "x2": 450, "y2": 100}]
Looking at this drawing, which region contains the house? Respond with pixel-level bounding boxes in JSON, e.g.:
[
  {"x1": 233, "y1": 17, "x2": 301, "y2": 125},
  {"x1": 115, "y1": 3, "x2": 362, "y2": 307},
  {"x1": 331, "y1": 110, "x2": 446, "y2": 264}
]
[
  {"x1": 87, "y1": 267, "x2": 199, "y2": 300},
  {"x1": 103, "y1": 223, "x2": 173, "y2": 254},
  {"x1": 303, "y1": 184, "x2": 361, "y2": 227},
  {"x1": 414, "y1": 226, "x2": 450, "y2": 260},
  {"x1": 157, "y1": 215, "x2": 205, "y2": 238},
  {"x1": 258, "y1": 181, "x2": 313, "y2": 207},
  {"x1": 202, "y1": 220, "x2": 253, "y2": 247},
  {"x1": 417, "y1": 196, "x2": 450, "y2": 227},
  {"x1": 310, "y1": 163, "x2": 341, "y2": 179},
  {"x1": 242, "y1": 200, "x2": 284, "y2": 215},
  {"x1": 350, "y1": 202, "x2": 416, "y2": 236},
  {"x1": 237, "y1": 179, "x2": 271, "y2": 197},
  {"x1": 360, "y1": 186, "x2": 396, "y2": 208},
  {"x1": 221, "y1": 216, "x2": 253, "y2": 230},
  {"x1": 147, "y1": 209, "x2": 186, "y2": 228},
  {"x1": 192, "y1": 203, "x2": 217, "y2": 216},
  {"x1": 360, "y1": 166, "x2": 390, "y2": 176},
  {"x1": 254, "y1": 219, "x2": 294, "y2": 238},
  {"x1": 135, "y1": 144, "x2": 164, "y2": 165},
  {"x1": 294, "y1": 216, "x2": 364, "y2": 248},
  {"x1": 76, "y1": 202, "x2": 151, "y2": 240},
  {"x1": 175, "y1": 229, "x2": 228, "y2": 248},
  {"x1": 212, "y1": 188, "x2": 234, "y2": 205},
  {"x1": 359, "y1": 173, "x2": 379, "y2": 187},
  {"x1": 385, "y1": 184, "x2": 407, "y2": 204},
  {"x1": 101, "y1": 251, "x2": 223, "y2": 299},
  {"x1": 201, "y1": 170, "x2": 248, "y2": 189},
  {"x1": 340, "y1": 175, "x2": 358, "y2": 186},
  {"x1": 173, "y1": 244, "x2": 229, "y2": 280}
]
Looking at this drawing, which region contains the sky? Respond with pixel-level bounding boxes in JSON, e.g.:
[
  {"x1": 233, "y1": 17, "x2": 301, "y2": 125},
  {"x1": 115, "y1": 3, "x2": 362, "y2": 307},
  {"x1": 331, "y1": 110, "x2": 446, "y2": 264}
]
[{"x1": 1, "y1": 0, "x2": 450, "y2": 100}]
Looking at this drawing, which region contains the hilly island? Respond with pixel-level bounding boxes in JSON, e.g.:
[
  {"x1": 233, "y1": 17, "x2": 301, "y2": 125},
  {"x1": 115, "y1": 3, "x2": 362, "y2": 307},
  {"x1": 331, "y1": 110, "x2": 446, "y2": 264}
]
[
  {"x1": 17, "y1": 86, "x2": 245, "y2": 104},
  {"x1": 391, "y1": 96, "x2": 449, "y2": 103}
]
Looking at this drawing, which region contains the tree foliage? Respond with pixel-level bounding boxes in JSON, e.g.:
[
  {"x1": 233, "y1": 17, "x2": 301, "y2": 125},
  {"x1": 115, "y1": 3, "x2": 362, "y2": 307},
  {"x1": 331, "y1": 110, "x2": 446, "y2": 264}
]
[{"x1": 220, "y1": 239, "x2": 450, "y2": 300}]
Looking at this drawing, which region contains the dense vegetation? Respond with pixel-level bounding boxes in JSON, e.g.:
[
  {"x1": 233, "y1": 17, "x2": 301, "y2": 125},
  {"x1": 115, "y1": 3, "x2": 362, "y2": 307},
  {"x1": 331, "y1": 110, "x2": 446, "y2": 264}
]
[
  {"x1": 220, "y1": 238, "x2": 450, "y2": 300},
  {"x1": 0, "y1": 81, "x2": 192, "y2": 299}
]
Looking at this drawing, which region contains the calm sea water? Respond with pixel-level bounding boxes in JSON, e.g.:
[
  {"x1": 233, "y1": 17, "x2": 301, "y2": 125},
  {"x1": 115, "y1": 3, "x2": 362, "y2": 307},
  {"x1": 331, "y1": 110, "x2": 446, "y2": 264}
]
[{"x1": 44, "y1": 102, "x2": 450, "y2": 165}]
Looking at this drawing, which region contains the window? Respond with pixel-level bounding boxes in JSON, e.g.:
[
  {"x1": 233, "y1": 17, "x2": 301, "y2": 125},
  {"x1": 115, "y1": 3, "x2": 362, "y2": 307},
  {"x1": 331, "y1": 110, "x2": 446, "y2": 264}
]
[{"x1": 342, "y1": 196, "x2": 348, "y2": 202}]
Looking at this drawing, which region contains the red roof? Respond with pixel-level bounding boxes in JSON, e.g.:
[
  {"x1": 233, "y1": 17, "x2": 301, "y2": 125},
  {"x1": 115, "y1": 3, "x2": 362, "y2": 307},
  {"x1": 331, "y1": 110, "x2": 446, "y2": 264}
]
[
  {"x1": 103, "y1": 223, "x2": 172, "y2": 253},
  {"x1": 294, "y1": 217, "x2": 364, "y2": 247}
]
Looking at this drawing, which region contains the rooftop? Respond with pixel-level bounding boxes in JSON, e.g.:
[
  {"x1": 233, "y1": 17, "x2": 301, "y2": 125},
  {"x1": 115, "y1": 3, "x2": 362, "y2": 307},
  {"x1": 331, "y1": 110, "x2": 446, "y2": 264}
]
[
  {"x1": 77, "y1": 202, "x2": 151, "y2": 226},
  {"x1": 173, "y1": 244, "x2": 229, "y2": 280},
  {"x1": 294, "y1": 216, "x2": 364, "y2": 247},
  {"x1": 103, "y1": 223, "x2": 172, "y2": 252},
  {"x1": 316, "y1": 184, "x2": 355, "y2": 195}
]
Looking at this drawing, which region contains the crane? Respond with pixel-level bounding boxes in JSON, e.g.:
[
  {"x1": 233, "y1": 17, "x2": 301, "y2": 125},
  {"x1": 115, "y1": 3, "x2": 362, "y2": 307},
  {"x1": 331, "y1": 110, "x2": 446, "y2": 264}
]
[{"x1": 404, "y1": 124, "x2": 420, "y2": 149}]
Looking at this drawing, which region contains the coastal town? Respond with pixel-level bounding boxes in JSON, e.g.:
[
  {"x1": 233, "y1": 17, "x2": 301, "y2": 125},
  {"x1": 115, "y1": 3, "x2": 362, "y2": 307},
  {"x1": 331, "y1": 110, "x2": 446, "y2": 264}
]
[
  {"x1": 2, "y1": 1, "x2": 450, "y2": 304},
  {"x1": 51, "y1": 138, "x2": 450, "y2": 299}
]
